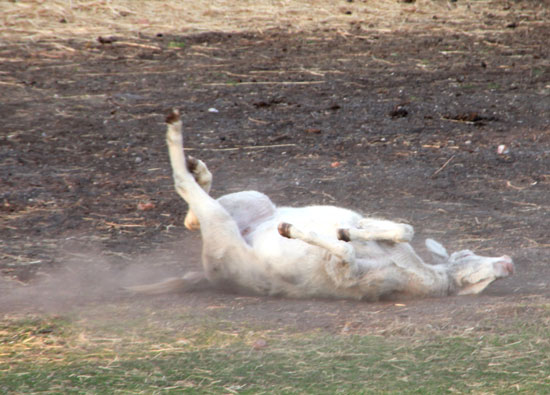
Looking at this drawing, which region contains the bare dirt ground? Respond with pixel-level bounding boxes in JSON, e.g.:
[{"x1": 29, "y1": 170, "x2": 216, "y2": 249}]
[{"x1": 1, "y1": 0, "x2": 549, "y2": 334}]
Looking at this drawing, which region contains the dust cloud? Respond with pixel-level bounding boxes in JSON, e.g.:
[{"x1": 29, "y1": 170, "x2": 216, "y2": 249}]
[{"x1": 0, "y1": 243, "x2": 196, "y2": 315}]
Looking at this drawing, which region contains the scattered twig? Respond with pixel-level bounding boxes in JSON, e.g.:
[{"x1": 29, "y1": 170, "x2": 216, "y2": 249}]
[
  {"x1": 115, "y1": 41, "x2": 161, "y2": 50},
  {"x1": 0, "y1": 81, "x2": 23, "y2": 87},
  {"x1": 371, "y1": 56, "x2": 396, "y2": 65},
  {"x1": 51, "y1": 43, "x2": 76, "y2": 52},
  {"x1": 319, "y1": 191, "x2": 337, "y2": 202},
  {"x1": 431, "y1": 155, "x2": 455, "y2": 178},
  {"x1": 248, "y1": 117, "x2": 269, "y2": 124},
  {"x1": 224, "y1": 71, "x2": 253, "y2": 78},
  {"x1": 104, "y1": 222, "x2": 146, "y2": 228},
  {"x1": 440, "y1": 116, "x2": 475, "y2": 125},
  {"x1": 204, "y1": 81, "x2": 324, "y2": 86},
  {"x1": 185, "y1": 144, "x2": 296, "y2": 152},
  {"x1": 505, "y1": 181, "x2": 527, "y2": 191},
  {"x1": 249, "y1": 69, "x2": 344, "y2": 76}
]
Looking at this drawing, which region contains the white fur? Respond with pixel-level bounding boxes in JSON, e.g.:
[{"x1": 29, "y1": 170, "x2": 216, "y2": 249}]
[{"x1": 129, "y1": 110, "x2": 514, "y2": 301}]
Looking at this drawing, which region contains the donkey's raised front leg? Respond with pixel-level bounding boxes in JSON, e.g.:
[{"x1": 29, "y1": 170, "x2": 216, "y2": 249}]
[
  {"x1": 336, "y1": 227, "x2": 452, "y2": 298},
  {"x1": 338, "y1": 218, "x2": 414, "y2": 243},
  {"x1": 278, "y1": 222, "x2": 361, "y2": 287},
  {"x1": 278, "y1": 222, "x2": 355, "y2": 264}
]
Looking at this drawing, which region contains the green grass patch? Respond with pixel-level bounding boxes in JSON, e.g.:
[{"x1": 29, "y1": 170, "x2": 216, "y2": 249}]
[
  {"x1": 1, "y1": 312, "x2": 550, "y2": 393},
  {"x1": 167, "y1": 41, "x2": 186, "y2": 49},
  {"x1": 460, "y1": 83, "x2": 478, "y2": 90}
]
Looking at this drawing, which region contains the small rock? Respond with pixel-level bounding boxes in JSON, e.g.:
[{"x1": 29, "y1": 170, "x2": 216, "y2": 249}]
[
  {"x1": 305, "y1": 128, "x2": 322, "y2": 134},
  {"x1": 98, "y1": 36, "x2": 117, "y2": 44},
  {"x1": 497, "y1": 144, "x2": 509, "y2": 155},
  {"x1": 389, "y1": 105, "x2": 408, "y2": 118},
  {"x1": 137, "y1": 202, "x2": 155, "y2": 211}
]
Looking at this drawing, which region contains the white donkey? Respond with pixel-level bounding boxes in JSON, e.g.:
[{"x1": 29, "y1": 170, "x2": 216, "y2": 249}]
[{"x1": 129, "y1": 110, "x2": 514, "y2": 300}]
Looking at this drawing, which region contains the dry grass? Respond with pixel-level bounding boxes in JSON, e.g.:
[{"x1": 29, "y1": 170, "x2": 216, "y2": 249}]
[
  {"x1": 2, "y1": 300, "x2": 550, "y2": 393},
  {"x1": 2, "y1": 0, "x2": 546, "y2": 42}
]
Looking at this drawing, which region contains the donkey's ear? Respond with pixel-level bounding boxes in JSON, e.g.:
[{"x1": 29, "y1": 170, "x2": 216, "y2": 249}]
[{"x1": 425, "y1": 238, "x2": 449, "y2": 263}]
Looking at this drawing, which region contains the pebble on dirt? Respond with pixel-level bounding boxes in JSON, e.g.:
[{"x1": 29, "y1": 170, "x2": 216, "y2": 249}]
[
  {"x1": 389, "y1": 105, "x2": 408, "y2": 118},
  {"x1": 137, "y1": 202, "x2": 155, "y2": 211},
  {"x1": 497, "y1": 144, "x2": 510, "y2": 155}
]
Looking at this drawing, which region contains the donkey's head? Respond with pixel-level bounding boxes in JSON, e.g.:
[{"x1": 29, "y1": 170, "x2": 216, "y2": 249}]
[
  {"x1": 426, "y1": 239, "x2": 514, "y2": 295},
  {"x1": 448, "y1": 250, "x2": 514, "y2": 295}
]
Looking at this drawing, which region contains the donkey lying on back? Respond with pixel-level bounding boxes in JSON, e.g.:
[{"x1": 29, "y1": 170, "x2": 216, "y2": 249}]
[{"x1": 129, "y1": 109, "x2": 514, "y2": 300}]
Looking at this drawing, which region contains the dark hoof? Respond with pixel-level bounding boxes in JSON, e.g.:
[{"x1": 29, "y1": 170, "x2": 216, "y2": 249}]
[
  {"x1": 186, "y1": 156, "x2": 198, "y2": 173},
  {"x1": 278, "y1": 222, "x2": 292, "y2": 238},
  {"x1": 337, "y1": 228, "x2": 351, "y2": 242},
  {"x1": 166, "y1": 109, "x2": 180, "y2": 124}
]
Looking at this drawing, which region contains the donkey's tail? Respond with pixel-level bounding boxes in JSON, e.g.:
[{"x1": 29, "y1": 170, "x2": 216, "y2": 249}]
[{"x1": 124, "y1": 272, "x2": 209, "y2": 295}]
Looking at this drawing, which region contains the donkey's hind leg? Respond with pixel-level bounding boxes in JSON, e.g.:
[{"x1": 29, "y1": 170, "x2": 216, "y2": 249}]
[
  {"x1": 338, "y1": 219, "x2": 414, "y2": 243},
  {"x1": 165, "y1": 110, "x2": 248, "y2": 249}
]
